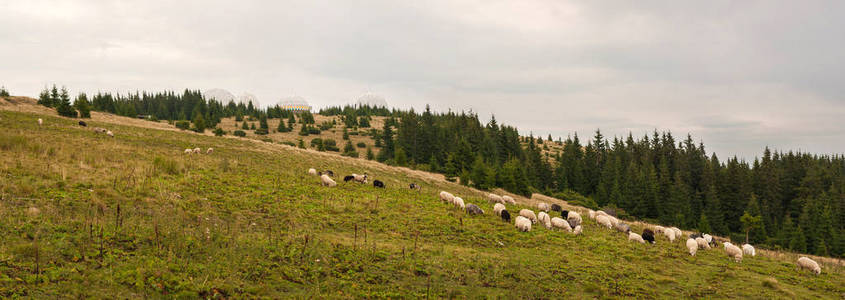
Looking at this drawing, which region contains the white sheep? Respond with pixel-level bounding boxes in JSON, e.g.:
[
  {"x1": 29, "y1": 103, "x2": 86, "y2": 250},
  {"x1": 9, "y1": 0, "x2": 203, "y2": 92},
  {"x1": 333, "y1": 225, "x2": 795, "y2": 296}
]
[
  {"x1": 654, "y1": 225, "x2": 665, "y2": 235},
  {"x1": 628, "y1": 231, "x2": 645, "y2": 243},
  {"x1": 537, "y1": 202, "x2": 550, "y2": 212},
  {"x1": 453, "y1": 197, "x2": 465, "y2": 209},
  {"x1": 671, "y1": 227, "x2": 682, "y2": 239},
  {"x1": 488, "y1": 194, "x2": 504, "y2": 204},
  {"x1": 184, "y1": 148, "x2": 193, "y2": 154},
  {"x1": 595, "y1": 215, "x2": 613, "y2": 229},
  {"x1": 588, "y1": 209, "x2": 596, "y2": 220},
  {"x1": 106, "y1": 130, "x2": 114, "y2": 137},
  {"x1": 352, "y1": 173, "x2": 368, "y2": 183},
  {"x1": 703, "y1": 234, "x2": 713, "y2": 245},
  {"x1": 515, "y1": 216, "x2": 532, "y2": 232},
  {"x1": 567, "y1": 211, "x2": 582, "y2": 228},
  {"x1": 193, "y1": 147, "x2": 201, "y2": 154},
  {"x1": 493, "y1": 203, "x2": 506, "y2": 216},
  {"x1": 663, "y1": 229, "x2": 677, "y2": 242},
  {"x1": 797, "y1": 257, "x2": 821, "y2": 275},
  {"x1": 206, "y1": 148, "x2": 213, "y2": 154},
  {"x1": 439, "y1": 191, "x2": 454, "y2": 204},
  {"x1": 537, "y1": 211, "x2": 552, "y2": 229},
  {"x1": 686, "y1": 238, "x2": 698, "y2": 256},
  {"x1": 696, "y1": 237, "x2": 710, "y2": 249},
  {"x1": 573, "y1": 225, "x2": 582, "y2": 235},
  {"x1": 308, "y1": 168, "x2": 318, "y2": 176},
  {"x1": 320, "y1": 174, "x2": 337, "y2": 187},
  {"x1": 502, "y1": 195, "x2": 516, "y2": 204},
  {"x1": 38, "y1": 118, "x2": 43, "y2": 126},
  {"x1": 519, "y1": 209, "x2": 538, "y2": 224},
  {"x1": 725, "y1": 243, "x2": 743, "y2": 262},
  {"x1": 742, "y1": 244, "x2": 755, "y2": 257},
  {"x1": 551, "y1": 217, "x2": 572, "y2": 232},
  {"x1": 596, "y1": 210, "x2": 609, "y2": 217}
]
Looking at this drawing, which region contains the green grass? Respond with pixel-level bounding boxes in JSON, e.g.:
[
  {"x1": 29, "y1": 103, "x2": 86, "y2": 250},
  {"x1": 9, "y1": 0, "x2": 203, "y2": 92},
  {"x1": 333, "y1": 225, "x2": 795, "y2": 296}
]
[{"x1": 0, "y1": 110, "x2": 842, "y2": 298}]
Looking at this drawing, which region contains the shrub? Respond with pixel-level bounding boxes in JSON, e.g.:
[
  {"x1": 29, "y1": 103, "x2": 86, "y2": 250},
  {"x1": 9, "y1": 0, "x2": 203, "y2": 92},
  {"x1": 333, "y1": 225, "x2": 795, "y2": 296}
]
[
  {"x1": 233, "y1": 130, "x2": 246, "y2": 137},
  {"x1": 323, "y1": 139, "x2": 339, "y2": 152},
  {"x1": 0, "y1": 86, "x2": 9, "y2": 97},
  {"x1": 319, "y1": 121, "x2": 333, "y2": 131},
  {"x1": 310, "y1": 138, "x2": 323, "y2": 148},
  {"x1": 308, "y1": 127, "x2": 321, "y2": 135},
  {"x1": 356, "y1": 142, "x2": 366, "y2": 148},
  {"x1": 254, "y1": 128, "x2": 269, "y2": 135},
  {"x1": 281, "y1": 141, "x2": 296, "y2": 146},
  {"x1": 175, "y1": 121, "x2": 190, "y2": 130},
  {"x1": 349, "y1": 131, "x2": 359, "y2": 136},
  {"x1": 213, "y1": 128, "x2": 226, "y2": 136}
]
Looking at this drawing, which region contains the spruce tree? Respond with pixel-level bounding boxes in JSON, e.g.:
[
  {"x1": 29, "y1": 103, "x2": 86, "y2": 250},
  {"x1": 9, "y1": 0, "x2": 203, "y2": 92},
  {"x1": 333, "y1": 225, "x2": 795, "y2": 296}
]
[
  {"x1": 74, "y1": 93, "x2": 91, "y2": 118},
  {"x1": 366, "y1": 147, "x2": 375, "y2": 160},
  {"x1": 38, "y1": 87, "x2": 51, "y2": 107},
  {"x1": 56, "y1": 87, "x2": 77, "y2": 118}
]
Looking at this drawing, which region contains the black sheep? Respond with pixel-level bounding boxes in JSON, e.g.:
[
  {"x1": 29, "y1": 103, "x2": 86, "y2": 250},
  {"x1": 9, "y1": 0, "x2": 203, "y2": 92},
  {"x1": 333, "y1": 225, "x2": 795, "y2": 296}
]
[
  {"x1": 343, "y1": 175, "x2": 355, "y2": 182},
  {"x1": 642, "y1": 229, "x2": 656, "y2": 244},
  {"x1": 500, "y1": 210, "x2": 511, "y2": 222},
  {"x1": 78, "y1": 121, "x2": 87, "y2": 127},
  {"x1": 373, "y1": 180, "x2": 385, "y2": 188},
  {"x1": 561, "y1": 210, "x2": 569, "y2": 218},
  {"x1": 551, "y1": 204, "x2": 562, "y2": 212},
  {"x1": 323, "y1": 170, "x2": 334, "y2": 177},
  {"x1": 409, "y1": 183, "x2": 421, "y2": 190},
  {"x1": 690, "y1": 233, "x2": 703, "y2": 239}
]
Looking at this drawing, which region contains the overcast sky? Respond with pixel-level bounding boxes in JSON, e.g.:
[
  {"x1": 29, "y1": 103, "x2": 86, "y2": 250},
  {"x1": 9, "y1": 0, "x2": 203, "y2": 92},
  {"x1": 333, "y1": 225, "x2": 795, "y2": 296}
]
[{"x1": 2, "y1": 0, "x2": 844, "y2": 159}]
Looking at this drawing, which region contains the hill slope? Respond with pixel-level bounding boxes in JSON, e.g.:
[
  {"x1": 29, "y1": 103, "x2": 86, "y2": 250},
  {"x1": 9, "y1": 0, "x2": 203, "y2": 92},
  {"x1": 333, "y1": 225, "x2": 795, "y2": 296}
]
[{"x1": 0, "y1": 107, "x2": 842, "y2": 298}]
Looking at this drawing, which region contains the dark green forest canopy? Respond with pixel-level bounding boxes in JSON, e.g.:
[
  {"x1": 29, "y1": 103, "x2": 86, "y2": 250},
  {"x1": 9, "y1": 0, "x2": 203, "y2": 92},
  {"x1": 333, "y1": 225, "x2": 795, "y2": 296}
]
[{"x1": 38, "y1": 87, "x2": 845, "y2": 258}]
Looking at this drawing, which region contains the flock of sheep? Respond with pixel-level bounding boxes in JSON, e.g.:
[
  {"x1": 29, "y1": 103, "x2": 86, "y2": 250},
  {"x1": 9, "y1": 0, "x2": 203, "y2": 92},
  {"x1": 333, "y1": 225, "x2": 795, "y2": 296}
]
[
  {"x1": 184, "y1": 147, "x2": 213, "y2": 154},
  {"x1": 39, "y1": 118, "x2": 114, "y2": 137}
]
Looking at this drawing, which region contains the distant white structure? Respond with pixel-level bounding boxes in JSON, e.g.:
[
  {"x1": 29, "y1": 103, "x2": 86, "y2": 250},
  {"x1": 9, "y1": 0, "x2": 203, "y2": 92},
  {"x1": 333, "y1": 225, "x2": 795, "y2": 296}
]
[
  {"x1": 356, "y1": 92, "x2": 388, "y2": 108},
  {"x1": 278, "y1": 96, "x2": 311, "y2": 112},
  {"x1": 204, "y1": 89, "x2": 235, "y2": 103},
  {"x1": 237, "y1": 92, "x2": 257, "y2": 105}
]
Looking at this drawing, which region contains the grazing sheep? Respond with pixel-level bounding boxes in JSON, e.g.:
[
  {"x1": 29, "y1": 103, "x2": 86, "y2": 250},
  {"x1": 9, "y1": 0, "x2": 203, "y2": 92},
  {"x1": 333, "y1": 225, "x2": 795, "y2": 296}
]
[
  {"x1": 686, "y1": 238, "x2": 699, "y2": 256},
  {"x1": 323, "y1": 170, "x2": 334, "y2": 177},
  {"x1": 106, "y1": 130, "x2": 114, "y2": 137},
  {"x1": 38, "y1": 118, "x2": 43, "y2": 126},
  {"x1": 614, "y1": 222, "x2": 631, "y2": 234},
  {"x1": 663, "y1": 229, "x2": 677, "y2": 242},
  {"x1": 538, "y1": 202, "x2": 550, "y2": 212},
  {"x1": 742, "y1": 244, "x2": 755, "y2": 257},
  {"x1": 642, "y1": 229, "x2": 656, "y2": 244},
  {"x1": 690, "y1": 233, "x2": 704, "y2": 240},
  {"x1": 671, "y1": 227, "x2": 682, "y2": 239},
  {"x1": 206, "y1": 148, "x2": 213, "y2": 154},
  {"x1": 588, "y1": 209, "x2": 596, "y2": 220},
  {"x1": 628, "y1": 231, "x2": 646, "y2": 243},
  {"x1": 453, "y1": 197, "x2": 465, "y2": 209},
  {"x1": 596, "y1": 215, "x2": 613, "y2": 229},
  {"x1": 465, "y1": 204, "x2": 484, "y2": 215},
  {"x1": 344, "y1": 175, "x2": 355, "y2": 182},
  {"x1": 560, "y1": 210, "x2": 569, "y2": 219},
  {"x1": 538, "y1": 211, "x2": 552, "y2": 229},
  {"x1": 696, "y1": 237, "x2": 710, "y2": 249},
  {"x1": 596, "y1": 210, "x2": 609, "y2": 217},
  {"x1": 308, "y1": 168, "x2": 318, "y2": 176},
  {"x1": 488, "y1": 194, "x2": 504, "y2": 204},
  {"x1": 654, "y1": 225, "x2": 665, "y2": 235},
  {"x1": 78, "y1": 121, "x2": 87, "y2": 127},
  {"x1": 608, "y1": 216, "x2": 620, "y2": 227},
  {"x1": 373, "y1": 180, "x2": 385, "y2": 188},
  {"x1": 703, "y1": 234, "x2": 714, "y2": 246},
  {"x1": 567, "y1": 211, "x2": 582, "y2": 228},
  {"x1": 502, "y1": 195, "x2": 516, "y2": 204},
  {"x1": 93, "y1": 127, "x2": 107, "y2": 133},
  {"x1": 320, "y1": 174, "x2": 337, "y2": 187},
  {"x1": 184, "y1": 148, "x2": 193, "y2": 154},
  {"x1": 551, "y1": 217, "x2": 572, "y2": 232},
  {"x1": 192, "y1": 147, "x2": 201, "y2": 154},
  {"x1": 500, "y1": 210, "x2": 511, "y2": 222},
  {"x1": 724, "y1": 243, "x2": 743, "y2": 262},
  {"x1": 573, "y1": 225, "x2": 582, "y2": 235},
  {"x1": 493, "y1": 203, "x2": 506, "y2": 216},
  {"x1": 351, "y1": 173, "x2": 368, "y2": 183},
  {"x1": 519, "y1": 209, "x2": 538, "y2": 224},
  {"x1": 515, "y1": 216, "x2": 532, "y2": 232},
  {"x1": 797, "y1": 257, "x2": 821, "y2": 275},
  {"x1": 409, "y1": 183, "x2": 421, "y2": 190},
  {"x1": 439, "y1": 191, "x2": 455, "y2": 203},
  {"x1": 551, "y1": 204, "x2": 562, "y2": 212}
]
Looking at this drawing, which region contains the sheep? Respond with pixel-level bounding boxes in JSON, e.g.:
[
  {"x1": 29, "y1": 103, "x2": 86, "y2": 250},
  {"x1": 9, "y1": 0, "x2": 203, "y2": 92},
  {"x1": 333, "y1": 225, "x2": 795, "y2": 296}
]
[
  {"x1": 439, "y1": 191, "x2": 455, "y2": 204},
  {"x1": 344, "y1": 175, "x2": 355, "y2": 182},
  {"x1": 184, "y1": 148, "x2": 194, "y2": 154},
  {"x1": 551, "y1": 217, "x2": 572, "y2": 232},
  {"x1": 93, "y1": 127, "x2": 107, "y2": 134},
  {"x1": 742, "y1": 244, "x2": 755, "y2": 257},
  {"x1": 465, "y1": 204, "x2": 484, "y2": 215},
  {"x1": 797, "y1": 257, "x2": 821, "y2": 275},
  {"x1": 663, "y1": 229, "x2": 677, "y2": 242},
  {"x1": 724, "y1": 243, "x2": 743, "y2": 262},
  {"x1": 373, "y1": 180, "x2": 385, "y2": 188},
  {"x1": 493, "y1": 203, "x2": 506, "y2": 216},
  {"x1": 671, "y1": 227, "x2": 682, "y2": 239},
  {"x1": 308, "y1": 168, "x2": 318, "y2": 176},
  {"x1": 206, "y1": 148, "x2": 213, "y2": 154},
  {"x1": 686, "y1": 238, "x2": 699, "y2": 256},
  {"x1": 409, "y1": 183, "x2": 421, "y2": 190},
  {"x1": 596, "y1": 215, "x2": 613, "y2": 229},
  {"x1": 106, "y1": 130, "x2": 114, "y2": 137},
  {"x1": 453, "y1": 197, "x2": 465, "y2": 209},
  {"x1": 628, "y1": 231, "x2": 646, "y2": 243},
  {"x1": 320, "y1": 174, "x2": 337, "y2": 187},
  {"x1": 654, "y1": 225, "x2": 665, "y2": 235},
  {"x1": 573, "y1": 225, "x2": 582, "y2": 235},
  {"x1": 596, "y1": 210, "x2": 609, "y2": 217},
  {"x1": 588, "y1": 209, "x2": 596, "y2": 220},
  {"x1": 502, "y1": 195, "x2": 516, "y2": 204},
  {"x1": 192, "y1": 147, "x2": 201, "y2": 154},
  {"x1": 696, "y1": 237, "x2": 710, "y2": 250},
  {"x1": 519, "y1": 209, "x2": 538, "y2": 224},
  {"x1": 614, "y1": 222, "x2": 631, "y2": 234},
  {"x1": 38, "y1": 118, "x2": 43, "y2": 126},
  {"x1": 551, "y1": 204, "x2": 562, "y2": 212},
  {"x1": 488, "y1": 194, "x2": 504, "y2": 204},
  {"x1": 567, "y1": 211, "x2": 582, "y2": 228},
  {"x1": 690, "y1": 233, "x2": 704, "y2": 240},
  {"x1": 703, "y1": 234, "x2": 714, "y2": 246},
  {"x1": 500, "y1": 210, "x2": 511, "y2": 222},
  {"x1": 78, "y1": 121, "x2": 87, "y2": 127},
  {"x1": 642, "y1": 229, "x2": 656, "y2": 244},
  {"x1": 515, "y1": 216, "x2": 532, "y2": 232},
  {"x1": 323, "y1": 170, "x2": 334, "y2": 177},
  {"x1": 351, "y1": 173, "x2": 368, "y2": 183},
  {"x1": 608, "y1": 215, "x2": 620, "y2": 227},
  {"x1": 538, "y1": 211, "x2": 552, "y2": 229},
  {"x1": 537, "y1": 202, "x2": 550, "y2": 212},
  {"x1": 560, "y1": 210, "x2": 569, "y2": 219}
]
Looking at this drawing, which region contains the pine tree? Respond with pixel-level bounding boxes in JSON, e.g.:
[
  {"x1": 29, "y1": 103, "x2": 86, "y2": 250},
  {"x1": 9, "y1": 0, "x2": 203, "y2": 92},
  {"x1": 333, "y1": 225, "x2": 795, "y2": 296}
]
[
  {"x1": 394, "y1": 147, "x2": 407, "y2": 166},
  {"x1": 790, "y1": 226, "x2": 807, "y2": 253},
  {"x1": 698, "y1": 215, "x2": 712, "y2": 234},
  {"x1": 242, "y1": 122, "x2": 249, "y2": 130},
  {"x1": 74, "y1": 93, "x2": 92, "y2": 118},
  {"x1": 38, "y1": 87, "x2": 51, "y2": 107},
  {"x1": 377, "y1": 122, "x2": 394, "y2": 162},
  {"x1": 259, "y1": 114, "x2": 268, "y2": 130},
  {"x1": 50, "y1": 85, "x2": 60, "y2": 107},
  {"x1": 56, "y1": 87, "x2": 77, "y2": 118},
  {"x1": 366, "y1": 147, "x2": 375, "y2": 160}
]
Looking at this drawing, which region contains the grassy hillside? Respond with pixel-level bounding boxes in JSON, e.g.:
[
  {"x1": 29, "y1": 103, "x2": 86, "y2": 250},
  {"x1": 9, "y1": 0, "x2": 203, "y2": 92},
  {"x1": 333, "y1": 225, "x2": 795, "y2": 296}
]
[{"x1": 0, "y1": 107, "x2": 843, "y2": 298}]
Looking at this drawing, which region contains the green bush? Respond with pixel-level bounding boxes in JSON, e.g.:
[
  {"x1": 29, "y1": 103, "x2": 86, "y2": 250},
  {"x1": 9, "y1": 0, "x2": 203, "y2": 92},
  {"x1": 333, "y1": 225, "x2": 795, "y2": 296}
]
[
  {"x1": 213, "y1": 128, "x2": 226, "y2": 136},
  {"x1": 356, "y1": 142, "x2": 366, "y2": 148},
  {"x1": 175, "y1": 121, "x2": 190, "y2": 130},
  {"x1": 254, "y1": 128, "x2": 269, "y2": 135},
  {"x1": 323, "y1": 139, "x2": 339, "y2": 152},
  {"x1": 281, "y1": 141, "x2": 296, "y2": 146},
  {"x1": 233, "y1": 130, "x2": 246, "y2": 137}
]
